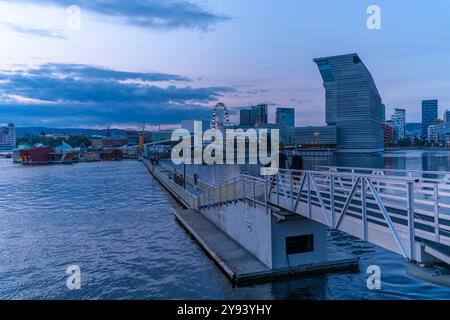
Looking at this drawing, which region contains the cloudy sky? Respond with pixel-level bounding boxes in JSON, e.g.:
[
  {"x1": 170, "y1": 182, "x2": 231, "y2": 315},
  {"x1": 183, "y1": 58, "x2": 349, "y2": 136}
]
[{"x1": 0, "y1": 0, "x2": 449, "y2": 128}]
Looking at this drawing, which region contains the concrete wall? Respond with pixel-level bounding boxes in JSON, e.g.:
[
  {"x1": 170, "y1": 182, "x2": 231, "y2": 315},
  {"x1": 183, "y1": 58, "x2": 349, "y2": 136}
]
[
  {"x1": 201, "y1": 201, "x2": 273, "y2": 268},
  {"x1": 271, "y1": 215, "x2": 328, "y2": 269},
  {"x1": 201, "y1": 200, "x2": 330, "y2": 270}
]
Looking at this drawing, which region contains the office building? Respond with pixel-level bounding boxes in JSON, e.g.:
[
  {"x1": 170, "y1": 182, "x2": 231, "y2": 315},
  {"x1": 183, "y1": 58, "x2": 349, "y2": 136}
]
[
  {"x1": 444, "y1": 110, "x2": 450, "y2": 124},
  {"x1": 383, "y1": 122, "x2": 395, "y2": 146},
  {"x1": 295, "y1": 126, "x2": 337, "y2": 147},
  {"x1": 276, "y1": 108, "x2": 295, "y2": 127},
  {"x1": 0, "y1": 123, "x2": 16, "y2": 151},
  {"x1": 314, "y1": 53, "x2": 384, "y2": 152},
  {"x1": 251, "y1": 104, "x2": 268, "y2": 126},
  {"x1": 239, "y1": 109, "x2": 252, "y2": 127},
  {"x1": 422, "y1": 99, "x2": 438, "y2": 138},
  {"x1": 391, "y1": 108, "x2": 406, "y2": 141}
]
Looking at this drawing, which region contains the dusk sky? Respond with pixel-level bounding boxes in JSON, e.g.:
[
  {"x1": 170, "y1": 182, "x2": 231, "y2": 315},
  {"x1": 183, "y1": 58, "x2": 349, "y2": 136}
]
[{"x1": 0, "y1": 0, "x2": 449, "y2": 129}]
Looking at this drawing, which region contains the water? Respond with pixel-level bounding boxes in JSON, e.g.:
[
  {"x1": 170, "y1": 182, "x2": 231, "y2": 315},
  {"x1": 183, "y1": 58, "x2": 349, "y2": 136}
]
[{"x1": 0, "y1": 153, "x2": 450, "y2": 300}]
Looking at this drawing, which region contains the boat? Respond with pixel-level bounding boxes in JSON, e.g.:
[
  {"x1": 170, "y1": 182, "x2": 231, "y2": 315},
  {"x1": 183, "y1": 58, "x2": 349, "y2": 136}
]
[
  {"x1": 50, "y1": 141, "x2": 79, "y2": 164},
  {"x1": 20, "y1": 146, "x2": 55, "y2": 165},
  {"x1": 79, "y1": 151, "x2": 101, "y2": 162}
]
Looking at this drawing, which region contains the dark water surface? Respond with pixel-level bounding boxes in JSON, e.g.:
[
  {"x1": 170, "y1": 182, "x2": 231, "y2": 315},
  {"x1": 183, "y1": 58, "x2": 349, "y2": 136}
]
[{"x1": 0, "y1": 155, "x2": 449, "y2": 299}]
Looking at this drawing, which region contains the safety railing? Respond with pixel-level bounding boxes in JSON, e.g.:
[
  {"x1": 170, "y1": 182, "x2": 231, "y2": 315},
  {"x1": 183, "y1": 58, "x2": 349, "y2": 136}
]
[
  {"x1": 269, "y1": 169, "x2": 450, "y2": 261},
  {"x1": 199, "y1": 175, "x2": 267, "y2": 209},
  {"x1": 317, "y1": 165, "x2": 450, "y2": 184},
  {"x1": 143, "y1": 158, "x2": 198, "y2": 210}
]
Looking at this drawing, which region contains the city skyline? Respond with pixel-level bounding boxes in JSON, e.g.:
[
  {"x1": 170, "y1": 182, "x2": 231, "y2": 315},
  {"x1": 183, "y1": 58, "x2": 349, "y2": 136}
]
[{"x1": 0, "y1": 1, "x2": 450, "y2": 128}]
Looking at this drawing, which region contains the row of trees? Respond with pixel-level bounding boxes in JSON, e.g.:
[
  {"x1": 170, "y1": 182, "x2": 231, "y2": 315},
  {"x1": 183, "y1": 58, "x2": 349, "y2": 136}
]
[{"x1": 17, "y1": 135, "x2": 92, "y2": 148}]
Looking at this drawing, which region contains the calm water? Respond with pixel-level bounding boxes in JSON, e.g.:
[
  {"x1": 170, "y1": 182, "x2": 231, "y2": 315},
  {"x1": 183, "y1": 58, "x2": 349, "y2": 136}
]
[{"x1": 1, "y1": 152, "x2": 450, "y2": 300}]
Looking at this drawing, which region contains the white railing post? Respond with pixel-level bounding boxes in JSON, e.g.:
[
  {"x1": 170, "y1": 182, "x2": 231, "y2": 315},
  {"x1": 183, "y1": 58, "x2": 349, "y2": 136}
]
[
  {"x1": 407, "y1": 181, "x2": 415, "y2": 261},
  {"x1": 434, "y1": 184, "x2": 440, "y2": 242},
  {"x1": 252, "y1": 177, "x2": 256, "y2": 208},
  {"x1": 307, "y1": 173, "x2": 312, "y2": 219},
  {"x1": 362, "y1": 178, "x2": 368, "y2": 241},
  {"x1": 289, "y1": 171, "x2": 294, "y2": 210},
  {"x1": 330, "y1": 174, "x2": 335, "y2": 228},
  {"x1": 276, "y1": 174, "x2": 280, "y2": 206}
]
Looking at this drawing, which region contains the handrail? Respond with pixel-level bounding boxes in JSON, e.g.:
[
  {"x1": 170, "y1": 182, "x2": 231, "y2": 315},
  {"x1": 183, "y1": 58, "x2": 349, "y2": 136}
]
[
  {"x1": 317, "y1": 165, "x2": 450, "y2": 176},
  {"x1": 276, "y1": 169, "x2": 420, "y2": 183}
]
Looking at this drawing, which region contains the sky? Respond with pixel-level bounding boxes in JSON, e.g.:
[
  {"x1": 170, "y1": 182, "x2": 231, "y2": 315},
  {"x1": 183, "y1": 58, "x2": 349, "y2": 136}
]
[{"x1": 0, "y1": 0, "x2": 449, "y2": 129}]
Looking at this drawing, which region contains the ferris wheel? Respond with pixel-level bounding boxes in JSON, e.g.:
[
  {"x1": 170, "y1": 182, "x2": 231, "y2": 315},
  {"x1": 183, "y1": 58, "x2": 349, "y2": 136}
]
[{"x1": 211, "y1": 102, "x2": 230, "y2": 130}]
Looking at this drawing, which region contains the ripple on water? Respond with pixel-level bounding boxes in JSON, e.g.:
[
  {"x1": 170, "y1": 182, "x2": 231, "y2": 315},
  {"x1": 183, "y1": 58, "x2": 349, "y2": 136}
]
[{"x1": 0, "y1": 159, "x2": 450, "y2": 299}]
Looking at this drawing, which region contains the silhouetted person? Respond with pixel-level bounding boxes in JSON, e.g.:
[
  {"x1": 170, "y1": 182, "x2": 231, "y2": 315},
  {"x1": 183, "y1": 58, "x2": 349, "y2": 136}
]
[
  {"x1": 291, "y1": 150, "x2": 304, "y2": 181},
  {"x1": 278, "y1": 146, "x2": 288, "y2": 170}
]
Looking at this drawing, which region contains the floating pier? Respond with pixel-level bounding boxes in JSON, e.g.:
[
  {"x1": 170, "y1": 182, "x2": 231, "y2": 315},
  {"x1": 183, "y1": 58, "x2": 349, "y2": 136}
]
[{"x1": 175, "y1": 209, "x2": 358, "y2": 285}]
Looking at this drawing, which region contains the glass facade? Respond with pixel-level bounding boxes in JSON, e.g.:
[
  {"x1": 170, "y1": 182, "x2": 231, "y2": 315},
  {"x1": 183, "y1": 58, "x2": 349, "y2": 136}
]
[
  {"x1": 422, "y1": 100, "x2": 438, "y2": 138},
  {"x1": 276, "y1": 108, "x2": 295, "y2": 127},
  {"x1": 313, "y1": 54, "x2": 384, "y2": 152}
]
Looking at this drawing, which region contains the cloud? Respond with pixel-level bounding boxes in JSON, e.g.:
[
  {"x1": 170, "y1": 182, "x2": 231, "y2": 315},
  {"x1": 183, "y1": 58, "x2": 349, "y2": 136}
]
[
  {"x1": 19, "y1": 0, "x2": 230, "y2": 31},
  {"x1": 0, "y1": 22, "x2": 66, "y2": 39},
  {"x1": 0, "y1": 63, "x2": 234, "y2": 127}
]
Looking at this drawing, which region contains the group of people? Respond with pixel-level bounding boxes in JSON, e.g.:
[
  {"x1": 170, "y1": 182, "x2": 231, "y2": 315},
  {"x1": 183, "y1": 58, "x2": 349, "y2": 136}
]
[
  {"x1": 174, "y1": 173, "x2": 185, "y2": 186},
  {"x1": 148, "y1": 155, "x2": 160, "y2": 166},
  {"x1": 278, "y1": 148, "x2": 305, "y2": 171}
]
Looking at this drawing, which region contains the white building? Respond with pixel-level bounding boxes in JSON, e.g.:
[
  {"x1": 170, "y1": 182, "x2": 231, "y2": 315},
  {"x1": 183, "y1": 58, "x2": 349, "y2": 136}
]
[
  {"x1": 0, "y1": 123, "x2": 16, "y2": 151},
  {"x1": 391, "y1": 108, "x2": 406, "y2": 141}
]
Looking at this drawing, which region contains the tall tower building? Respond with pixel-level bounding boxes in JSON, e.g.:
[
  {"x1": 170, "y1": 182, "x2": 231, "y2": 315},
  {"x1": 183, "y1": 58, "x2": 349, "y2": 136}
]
[
  {"x1": 443, "y1": 109, "x2": 450, "y2": 124},
  {"x1": 314, "y1": 53, "x2": 384, "y2": 152},
  {"x1": 422, "y1": 100, "x2": 438, "y2": 138},
  {"x1": 239, "y1": 109, "x2": 252, "y2": 127},
  {"x1": 276, "y1": 107, "x2": 295, "y2": 127},
  {"x1": 251, "y1": 104, "x2": 268, "y2": 126},
  {"x1": 391, "y1": 108, "x2": 406, "y2": 141}
]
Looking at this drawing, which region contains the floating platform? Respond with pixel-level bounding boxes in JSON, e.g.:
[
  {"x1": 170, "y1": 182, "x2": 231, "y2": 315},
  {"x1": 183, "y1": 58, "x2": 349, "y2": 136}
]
[{"x1": 175, "y1": 209, "x2": 359, "y2": 285}]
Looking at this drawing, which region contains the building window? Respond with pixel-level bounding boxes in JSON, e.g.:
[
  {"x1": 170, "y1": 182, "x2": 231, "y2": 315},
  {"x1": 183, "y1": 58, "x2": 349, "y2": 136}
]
[{"x1": 286, "y1": 235, "x2": 314, "y2": 255}]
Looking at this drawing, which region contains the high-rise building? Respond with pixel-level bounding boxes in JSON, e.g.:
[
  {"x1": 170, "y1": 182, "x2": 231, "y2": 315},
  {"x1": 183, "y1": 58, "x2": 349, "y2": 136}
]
[
  {"x1": 444, "y1": 110, "x2": 450, "y2": 124},
  {"x1": 422, "y1": 99, "x2": 438, "y2": 138},
  {"x1": 276, "y1": 108, "x2": 295, "y2": 127},
  {"x1": 314, "y1": 53, "x2": 384, "y2": 152},
  {"x1": 251, "y1": 104, "x2": 268, "y2": 126},
  {"x1": 381, "y1": 104, "x2": 386, "y2": 123},
  {"x1": 383, "y1": 122, "x2": 395, "y2": 146},
  {"x1": 0, "y1": 123, "x2": 16, "y2": 151},
  {"x1": 391, "y1": 108, "x2": 406, "y2": 141},
  {"x1": 239, "y1": 109, "x2": 252, "y2": 126}
]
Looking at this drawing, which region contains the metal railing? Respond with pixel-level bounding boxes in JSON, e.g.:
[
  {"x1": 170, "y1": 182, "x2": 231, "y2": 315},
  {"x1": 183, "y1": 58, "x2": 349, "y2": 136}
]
[
  {"x1": 198, "y1": 167, "x2": 450, "y2": 263},
  {"x1": 199, "y1": 175, "x2": 267, "y2": 209},
  {"x1": 143, "y1": 158, "x2": 198, "y2": 209},
  {"x1": 317, "y1": 165, "x2": 450, "y2": 184},
  {"x1": 270, "y1": 169, "x2": 450, "y2": 261}
]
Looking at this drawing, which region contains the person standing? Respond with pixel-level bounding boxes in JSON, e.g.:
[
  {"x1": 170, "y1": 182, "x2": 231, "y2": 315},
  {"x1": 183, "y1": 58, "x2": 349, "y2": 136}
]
[
  {"x1": 291, "y1": 150, "x2": 304, "y2": 180},
  {"x1": 278, "y1": 145, "x2": 289, "y2": 170}
]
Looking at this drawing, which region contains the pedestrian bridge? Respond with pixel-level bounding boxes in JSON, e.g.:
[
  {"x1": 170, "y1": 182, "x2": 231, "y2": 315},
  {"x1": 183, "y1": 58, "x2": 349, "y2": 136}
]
[{"x1": 198, "y1": 167, "x2": 450, "y2": 265}]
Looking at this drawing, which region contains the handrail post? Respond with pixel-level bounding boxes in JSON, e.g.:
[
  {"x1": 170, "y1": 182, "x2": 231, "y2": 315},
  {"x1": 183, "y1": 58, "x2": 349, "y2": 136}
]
[
  {"x1": 330, "y1": 174, "x2": 335, "y2": 229},
  {"x1": 289, "y1": 171, "x2": 294, "y2": 210},
  {"x1": 434, "y1": 184, "x2": 440, "y2": 242},
  {"x1": 407, "y1": 181, "x2": 415, "y2": 261},
  {"x1": 307, "y1": 173, "x2": 312, "y2": 219},
  {"x1": 252, "y1": 177, "x2": 256, "y2": 208},
  {"x1": 276, "y1": 174, "x2": 280, "y2": 206},
  {"x1": 362, "y1": 178, "x2": 368, "y2": 241}
]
